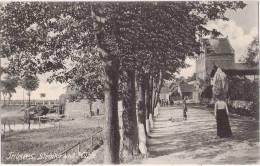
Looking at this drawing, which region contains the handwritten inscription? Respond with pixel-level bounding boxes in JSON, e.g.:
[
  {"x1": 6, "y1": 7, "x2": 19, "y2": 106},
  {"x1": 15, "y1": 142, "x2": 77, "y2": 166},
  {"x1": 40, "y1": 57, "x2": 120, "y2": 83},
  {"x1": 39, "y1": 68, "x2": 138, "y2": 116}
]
[{"x1": 6, "y1": 151, "x2": 89, "y2": 161}]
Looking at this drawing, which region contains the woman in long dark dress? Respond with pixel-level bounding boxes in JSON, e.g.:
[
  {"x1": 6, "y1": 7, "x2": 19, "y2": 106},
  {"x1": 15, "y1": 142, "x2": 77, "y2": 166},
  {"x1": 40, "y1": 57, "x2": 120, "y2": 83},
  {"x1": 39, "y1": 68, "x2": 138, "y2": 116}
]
[{"x1": 214, "y1": 97, "x2": 232, "y2": 138}]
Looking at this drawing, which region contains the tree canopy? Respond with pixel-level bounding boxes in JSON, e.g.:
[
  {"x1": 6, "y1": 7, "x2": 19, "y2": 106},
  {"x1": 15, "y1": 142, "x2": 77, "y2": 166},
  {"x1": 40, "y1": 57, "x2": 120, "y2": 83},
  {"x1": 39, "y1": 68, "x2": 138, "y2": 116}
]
[
  {"x1": 20, "y1": 74, "x2": 40, "y2": 92},
  {"x1": 242, "y1": 37, "x2": 259, "y2": 66},
  {"x1": 1, "y1": 75, "x2": 19, "y2": 101},
  {"x1": 0, "y1": 1, "x2": 246, "y2": 84}
]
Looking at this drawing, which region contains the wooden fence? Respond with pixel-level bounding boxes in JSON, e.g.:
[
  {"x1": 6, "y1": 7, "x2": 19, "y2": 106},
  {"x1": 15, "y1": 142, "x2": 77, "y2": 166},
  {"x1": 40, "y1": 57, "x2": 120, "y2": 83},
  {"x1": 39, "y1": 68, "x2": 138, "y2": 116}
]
[{"x1": 42, "y1": 129, "x2": 103, "y2": 164}]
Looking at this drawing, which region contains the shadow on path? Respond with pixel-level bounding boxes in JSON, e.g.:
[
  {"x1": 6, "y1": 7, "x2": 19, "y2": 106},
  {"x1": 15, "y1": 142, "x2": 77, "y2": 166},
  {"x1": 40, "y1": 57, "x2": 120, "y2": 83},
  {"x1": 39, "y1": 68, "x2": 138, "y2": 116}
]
[{"x1": 142, "y1": 106, "x2": 259, "y2": 164}]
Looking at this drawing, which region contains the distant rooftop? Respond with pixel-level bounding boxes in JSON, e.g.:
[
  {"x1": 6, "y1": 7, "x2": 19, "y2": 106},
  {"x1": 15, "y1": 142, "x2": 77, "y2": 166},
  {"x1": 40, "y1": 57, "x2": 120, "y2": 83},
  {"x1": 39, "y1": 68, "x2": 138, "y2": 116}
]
[
  {"x1": 161, "y1": 86, "x2": 171, "y2": 93},
  {"x1": 179, "y1": 83, "x2": 195, "y2": 93}
]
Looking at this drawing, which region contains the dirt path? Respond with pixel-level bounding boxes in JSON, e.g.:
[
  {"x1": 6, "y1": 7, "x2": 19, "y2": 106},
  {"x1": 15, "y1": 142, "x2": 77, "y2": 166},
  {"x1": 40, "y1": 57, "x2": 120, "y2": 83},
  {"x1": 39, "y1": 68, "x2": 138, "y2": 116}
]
[{"x1": 138, "y1": 106, "x2": 259, "y2": 164}]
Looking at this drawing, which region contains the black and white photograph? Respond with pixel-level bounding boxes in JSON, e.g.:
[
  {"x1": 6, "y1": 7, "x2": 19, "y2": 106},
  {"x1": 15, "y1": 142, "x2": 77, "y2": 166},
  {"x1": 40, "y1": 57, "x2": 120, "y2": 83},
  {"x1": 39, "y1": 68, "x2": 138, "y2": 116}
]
[{"x1": 0, "y1": 1, "x2": 259, "y2": 164}]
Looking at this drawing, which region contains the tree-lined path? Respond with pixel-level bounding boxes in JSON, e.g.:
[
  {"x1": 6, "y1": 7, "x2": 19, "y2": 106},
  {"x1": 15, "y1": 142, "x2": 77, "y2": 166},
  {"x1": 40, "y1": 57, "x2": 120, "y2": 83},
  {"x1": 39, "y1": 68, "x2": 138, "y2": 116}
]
[
  {"x1": 1, "y1": 2, "x2": 255, "y2": 164},
  {"x1": 137, "y1": 106, "x2": 259, "y2": 164}
]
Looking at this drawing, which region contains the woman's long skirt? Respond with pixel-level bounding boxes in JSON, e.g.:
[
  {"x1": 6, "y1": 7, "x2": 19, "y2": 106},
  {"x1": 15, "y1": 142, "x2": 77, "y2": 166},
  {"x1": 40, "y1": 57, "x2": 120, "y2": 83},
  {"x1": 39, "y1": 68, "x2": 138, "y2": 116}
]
[{"x1": 216, "y1": 109, "x2": 232, "y2": 138}]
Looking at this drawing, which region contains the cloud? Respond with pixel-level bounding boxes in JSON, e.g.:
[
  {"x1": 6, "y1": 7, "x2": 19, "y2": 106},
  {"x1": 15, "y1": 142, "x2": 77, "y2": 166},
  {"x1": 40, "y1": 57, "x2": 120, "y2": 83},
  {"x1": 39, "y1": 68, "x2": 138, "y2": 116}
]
[{"x1": 206, "y1": 20, "x2": 258, "y2": 62}]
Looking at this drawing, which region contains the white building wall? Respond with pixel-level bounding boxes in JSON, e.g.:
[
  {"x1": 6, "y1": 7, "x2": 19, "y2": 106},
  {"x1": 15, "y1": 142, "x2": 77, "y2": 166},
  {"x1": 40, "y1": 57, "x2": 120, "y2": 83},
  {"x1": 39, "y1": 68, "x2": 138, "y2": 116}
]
[
  {"x1": 160, "y1": 93, "x2": 170, "y2": 101},
  {"x1": 65, "y1": 99, "x2": 105, "y2": 118},
  {"x1": 65, "y1": 99, "x2": 90, "y2": 118}
]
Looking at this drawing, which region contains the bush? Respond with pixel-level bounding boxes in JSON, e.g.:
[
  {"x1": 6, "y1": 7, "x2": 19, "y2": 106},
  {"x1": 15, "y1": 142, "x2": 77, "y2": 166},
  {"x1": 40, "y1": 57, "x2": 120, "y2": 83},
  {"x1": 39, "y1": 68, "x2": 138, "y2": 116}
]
[
  {"x1": 228, "y1": 100, "x2": 258, "y2": 118},
  {"x1": 228, "y1": 76, "x2": 258, "y2": 101},
  {"x1": 227, "y1": 76, "x2": 258, "y2": 117},
  {"x1": 22, "y1": 105, "x2": 50, "y2": 122}
]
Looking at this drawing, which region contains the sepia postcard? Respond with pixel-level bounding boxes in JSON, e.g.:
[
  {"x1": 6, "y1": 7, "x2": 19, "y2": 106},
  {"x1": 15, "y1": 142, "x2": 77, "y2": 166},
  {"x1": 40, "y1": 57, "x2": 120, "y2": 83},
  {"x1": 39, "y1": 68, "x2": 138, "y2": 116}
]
[{"x1": 0, "y1": 1, "x2": 259, "y2": 164}]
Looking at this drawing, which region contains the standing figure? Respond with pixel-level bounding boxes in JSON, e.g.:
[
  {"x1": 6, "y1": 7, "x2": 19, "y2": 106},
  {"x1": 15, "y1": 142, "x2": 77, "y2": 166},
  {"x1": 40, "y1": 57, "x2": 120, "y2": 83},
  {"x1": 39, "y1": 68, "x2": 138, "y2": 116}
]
[
  {"x1": 97, "y1": 108, "x2": 100, "y2": 115},
  {"x1": 183, "y1": 97, "x2": 188, "y2": 120},
  {"x1": 214, "y1": 96, "x2": 232, "y2": 138},
  {"x1": 24, "y1": 108, "x2": 32, "y2": 130},
  {"x1": 59, "y1": 95, "x2": 66, "y2": 115}
]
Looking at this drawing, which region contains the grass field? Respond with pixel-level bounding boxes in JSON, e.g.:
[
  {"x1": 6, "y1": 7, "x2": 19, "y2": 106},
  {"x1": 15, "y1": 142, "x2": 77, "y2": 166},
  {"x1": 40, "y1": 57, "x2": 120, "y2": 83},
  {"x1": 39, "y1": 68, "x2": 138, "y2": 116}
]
[{"x1": 1, "y1": 117, "x2": 104, "y2": 164}]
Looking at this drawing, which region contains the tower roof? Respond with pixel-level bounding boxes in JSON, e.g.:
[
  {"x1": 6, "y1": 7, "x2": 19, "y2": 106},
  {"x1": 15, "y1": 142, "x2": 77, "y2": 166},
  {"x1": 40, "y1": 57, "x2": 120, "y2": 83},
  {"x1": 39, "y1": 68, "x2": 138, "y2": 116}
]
[{"x1": 202, "y1": 37, "x2": 234, "y2": 55}]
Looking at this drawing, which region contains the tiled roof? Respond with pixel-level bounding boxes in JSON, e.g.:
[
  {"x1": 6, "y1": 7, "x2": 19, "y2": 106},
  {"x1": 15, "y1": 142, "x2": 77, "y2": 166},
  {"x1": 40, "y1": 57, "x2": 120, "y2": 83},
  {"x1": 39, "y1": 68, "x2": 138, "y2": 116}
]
[
  {"x1": 211, "y1": 63, "x2": 259, "y2": 76},
  {"x1": 218, "y1": 63, "x2": 258, "y2": 71},
  {"x1": 202, "y1": 37, "x2": 234, "y2": 55}
]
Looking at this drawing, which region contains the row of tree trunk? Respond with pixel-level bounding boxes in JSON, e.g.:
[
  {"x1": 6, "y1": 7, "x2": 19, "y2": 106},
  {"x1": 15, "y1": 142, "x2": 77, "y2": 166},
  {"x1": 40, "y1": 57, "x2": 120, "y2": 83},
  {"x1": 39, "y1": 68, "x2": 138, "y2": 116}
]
[
  {"x1": 103, "y1": 59, "x2": 163, "y2": 163},
  {"x1": 91, "y1": 8, "x2": 164, "y2": 163}
]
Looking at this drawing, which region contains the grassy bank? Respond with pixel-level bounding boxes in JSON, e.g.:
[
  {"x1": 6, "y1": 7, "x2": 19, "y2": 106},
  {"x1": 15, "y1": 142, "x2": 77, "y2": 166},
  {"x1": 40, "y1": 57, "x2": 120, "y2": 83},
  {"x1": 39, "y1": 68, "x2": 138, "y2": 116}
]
[{"x1": 1, "y1": 117, "x2": 103, "y2": 164}]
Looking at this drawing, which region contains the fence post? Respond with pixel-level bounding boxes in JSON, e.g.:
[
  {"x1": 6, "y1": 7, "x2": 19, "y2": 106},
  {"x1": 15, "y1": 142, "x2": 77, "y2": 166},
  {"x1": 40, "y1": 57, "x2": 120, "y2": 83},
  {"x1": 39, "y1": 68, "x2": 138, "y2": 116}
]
[
  {"x1": 39, "y1": 117, "x2": 41, "y2": 129},
  {"x1": 28, "y1": 120, "x2": 31, "y2": 130},
  {"x1": 8, "y1": 122, "x2": 11, "y2": 131},
  {"x1": 3, "y1": 122, "x2": 6, "y2": 134},
  {"x1": 77, "y1": 143, "x2": 80, "y2": 156}
]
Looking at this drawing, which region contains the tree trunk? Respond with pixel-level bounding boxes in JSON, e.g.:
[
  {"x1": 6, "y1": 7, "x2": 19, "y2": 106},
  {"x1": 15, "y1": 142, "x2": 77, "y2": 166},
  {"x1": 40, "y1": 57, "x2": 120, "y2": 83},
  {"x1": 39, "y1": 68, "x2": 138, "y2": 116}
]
[
  {"x1": 145, "y1": 74, "x2": 152, "y2": 135},
  {"x1": 91, "y1": 6, "x2": 120, "y2": 163},
  {"x1": 28, "y1": 116, "x2": 31, "y2": 130},
  {"x1": 152, "y1": 87, "x2": 157, "y2": 116},
  {"x1": 137, "y1": 75, "x2": 147, "y2": 134},
  {"x1": 136, "y1": 74, "x2": 148, "y2": 155},
  {"x1": 150, "y1": 76, "x2": 154, "y2": 116},
  {"x1": 148, "y1": 75, "x2": 154, "y2": 130},
  {"x1": 121, "y1": 70, "x2": 139, "y2": 161},
  {"x1": 28, "y1": 91, "x2": 31, "y2": 107},
  {"x1": 155, "y1": 76, "x2": 163, "y2": 107},
  {"x1": 8, "y1": 93, "x2": 12, "y2": 105},
  {"x1": 153, "y1": 71, "x2": 163, "y2": 114},
  {"x1": 88, "y1": 100, "x2": 93, "y2": 117},
  {"x1": 25, "y1": 110, "x2": 31, "y2": 130},
  {"x1": 145, "y1": 75, "x2": 151, "y2": 120},
  {"x1": 3, "y1": 95, "x2": 6, "y2": 106},
  {"x1": 152, "y1": 73, "x2": 159, "y2": 113},
  {"x1": 103, "y1": 58, "x2": 120, "y2": 164}
]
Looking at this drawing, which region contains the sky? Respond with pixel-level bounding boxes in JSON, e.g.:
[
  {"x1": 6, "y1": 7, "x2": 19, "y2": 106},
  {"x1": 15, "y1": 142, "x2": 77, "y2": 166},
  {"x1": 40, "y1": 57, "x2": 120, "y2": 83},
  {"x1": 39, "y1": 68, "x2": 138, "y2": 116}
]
[{"x1": 2, "y1": 1, "x2": 259, "y2": 100}]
